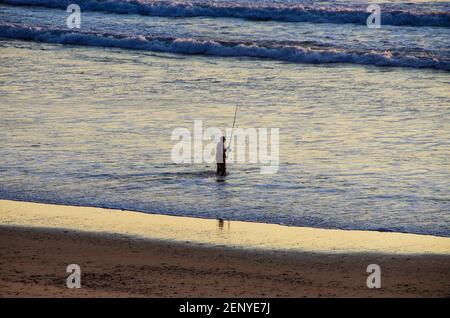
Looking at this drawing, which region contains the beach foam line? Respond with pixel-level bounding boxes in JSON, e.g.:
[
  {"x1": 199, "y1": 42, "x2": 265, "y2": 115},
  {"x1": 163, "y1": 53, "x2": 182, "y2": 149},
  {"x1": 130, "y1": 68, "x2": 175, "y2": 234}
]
[
  {"x1": 1, "y1": 23, "x2": 448, "y2": 71},
  {"x1": 1, "y1": 199, "x2": 450, "y2": 254},
  {"x1": 2, "y1": 0, "x2": 449, "y2": 27}
]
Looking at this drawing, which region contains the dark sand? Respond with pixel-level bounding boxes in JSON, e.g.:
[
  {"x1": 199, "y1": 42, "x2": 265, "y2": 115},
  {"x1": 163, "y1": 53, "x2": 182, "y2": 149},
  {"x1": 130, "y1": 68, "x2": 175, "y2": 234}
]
[{"x1": 0, "y1": 226, "x2": 449, "y2": 298}]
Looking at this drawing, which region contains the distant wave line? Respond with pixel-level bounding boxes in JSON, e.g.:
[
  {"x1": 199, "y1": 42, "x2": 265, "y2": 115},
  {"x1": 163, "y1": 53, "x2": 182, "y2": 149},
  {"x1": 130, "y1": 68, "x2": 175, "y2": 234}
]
[{"x1": 1, "y1": 0, "x2": 449, "y2": 27}]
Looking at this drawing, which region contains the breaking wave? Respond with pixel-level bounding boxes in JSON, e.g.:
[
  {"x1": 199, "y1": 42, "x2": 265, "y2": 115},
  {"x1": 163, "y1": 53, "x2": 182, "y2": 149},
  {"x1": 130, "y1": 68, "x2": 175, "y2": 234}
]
[
  {"x1": 1, "y1": 23, "x2": 448, "y2": 70},
  {"x1": 1, "y1": 0, "x2": 449, "y2": 27}
]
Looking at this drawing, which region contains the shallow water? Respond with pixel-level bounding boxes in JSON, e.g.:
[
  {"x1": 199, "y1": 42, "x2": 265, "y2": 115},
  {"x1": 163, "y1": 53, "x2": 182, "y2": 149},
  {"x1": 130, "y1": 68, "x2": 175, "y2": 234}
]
[{"x1": 0, "y1": 1, "x2": 449, "y2": 236}]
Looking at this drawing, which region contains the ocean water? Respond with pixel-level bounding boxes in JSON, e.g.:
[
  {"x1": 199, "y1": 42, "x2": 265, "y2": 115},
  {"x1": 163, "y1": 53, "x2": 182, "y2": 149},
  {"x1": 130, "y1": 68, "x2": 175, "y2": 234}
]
[{"x1": 0, "y1": 0, "x2": 449, "y2": 236}]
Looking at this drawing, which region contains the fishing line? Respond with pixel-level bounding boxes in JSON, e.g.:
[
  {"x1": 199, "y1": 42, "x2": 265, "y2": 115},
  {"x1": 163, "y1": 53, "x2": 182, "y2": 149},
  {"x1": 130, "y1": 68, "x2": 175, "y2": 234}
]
[{"x1": 227, "y1": 102, "x2": 240, "y2": 151}]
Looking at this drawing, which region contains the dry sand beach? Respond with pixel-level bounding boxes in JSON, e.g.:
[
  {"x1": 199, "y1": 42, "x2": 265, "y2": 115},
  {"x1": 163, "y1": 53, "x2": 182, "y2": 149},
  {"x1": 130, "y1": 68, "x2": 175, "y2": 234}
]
[
  {"x1": 0, "y1": 199, "x2": 449, "y2": 298},
  {"x1": 1, "y1": 0, "x2": 449, "y2": 303}
]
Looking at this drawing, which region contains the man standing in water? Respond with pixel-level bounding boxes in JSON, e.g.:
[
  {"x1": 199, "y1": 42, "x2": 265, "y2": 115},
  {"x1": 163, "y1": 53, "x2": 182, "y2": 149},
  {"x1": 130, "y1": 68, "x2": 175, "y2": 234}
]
[{"x1": 216, "y1": 136, "x2": 227, "y2": 176}]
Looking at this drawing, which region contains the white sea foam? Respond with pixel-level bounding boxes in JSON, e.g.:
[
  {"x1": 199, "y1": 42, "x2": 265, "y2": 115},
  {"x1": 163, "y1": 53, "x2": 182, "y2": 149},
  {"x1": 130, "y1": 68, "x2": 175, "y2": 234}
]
[
  {"x1": 2, "y1": 0, "x2": 449, "y2": 27},
  {"x1": 1, "y1": 23, "x2": 448, "y2": 70}
]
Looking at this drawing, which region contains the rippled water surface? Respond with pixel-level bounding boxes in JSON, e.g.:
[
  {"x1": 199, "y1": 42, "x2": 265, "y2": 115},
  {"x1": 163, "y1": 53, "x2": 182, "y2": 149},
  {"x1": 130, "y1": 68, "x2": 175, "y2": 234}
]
[{"x1": 0, "y1": 0, "x2": 449, "y2": 236}]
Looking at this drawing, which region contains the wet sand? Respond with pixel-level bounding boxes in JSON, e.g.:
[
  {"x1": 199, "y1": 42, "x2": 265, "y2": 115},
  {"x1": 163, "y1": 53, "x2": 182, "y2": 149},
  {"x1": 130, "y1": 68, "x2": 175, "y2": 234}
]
[{"x1": 0, "y1": 200, "x2": 449, "y2": 297}]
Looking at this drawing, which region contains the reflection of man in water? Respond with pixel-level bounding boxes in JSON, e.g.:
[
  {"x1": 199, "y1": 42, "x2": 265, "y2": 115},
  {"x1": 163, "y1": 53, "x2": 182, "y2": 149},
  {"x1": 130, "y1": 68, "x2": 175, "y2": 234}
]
[{"x1": 216, "y1": 136, "x2": 227, "y2": 176}]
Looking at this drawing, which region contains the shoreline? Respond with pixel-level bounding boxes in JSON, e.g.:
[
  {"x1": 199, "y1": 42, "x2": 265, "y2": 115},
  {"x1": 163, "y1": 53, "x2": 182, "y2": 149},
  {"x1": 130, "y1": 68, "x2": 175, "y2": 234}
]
[
  {"x1": 2, "y1": 198, "x2": 449, "y2": 239},
  {"x1": 1, "y1": 200, "x2": 450, "y2": 297},
  {"x1": 1, "y1": 199, "x2": 449, "y2": 255}
]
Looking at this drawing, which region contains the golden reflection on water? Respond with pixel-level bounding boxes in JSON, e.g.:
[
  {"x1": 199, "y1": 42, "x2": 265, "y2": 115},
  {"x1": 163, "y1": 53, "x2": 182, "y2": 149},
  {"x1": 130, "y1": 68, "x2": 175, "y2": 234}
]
[{"x1": 1, "y1": 43, "x2": 449, "y2": 236}]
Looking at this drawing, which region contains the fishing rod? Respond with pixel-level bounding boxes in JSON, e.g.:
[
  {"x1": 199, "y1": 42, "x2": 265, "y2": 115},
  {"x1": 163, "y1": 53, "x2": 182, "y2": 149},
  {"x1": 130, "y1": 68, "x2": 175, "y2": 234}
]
[{"x1": 227, "y1": 102, "x2": 240, "y2": 151}]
